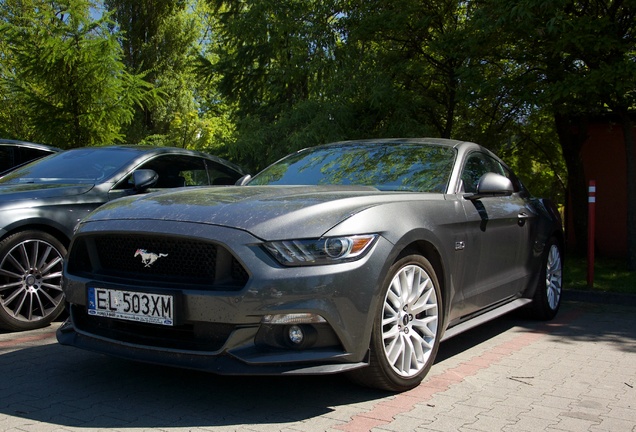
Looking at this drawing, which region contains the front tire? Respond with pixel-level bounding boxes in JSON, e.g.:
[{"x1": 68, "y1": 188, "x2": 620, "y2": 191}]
[
  {"x1": 0, "y1": 231, "x2": 66, "y2": 331},
  {"x1": 349, "y1": 254, "x2": 442, "y2": 392}
]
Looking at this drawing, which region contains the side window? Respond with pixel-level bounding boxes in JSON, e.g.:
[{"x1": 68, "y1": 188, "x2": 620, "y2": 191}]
[
  {"x1": 500, "y1": 165, "x2": 525, "y2": 194},
  {"x1": 460, "y1": 153, "x2": 504, "y2": 193},
  {"x1": 206, "y1": 161, "x2": 242, "y2": 185},
  {"x1": 461, "y1": 154, "x2": 488, "y2": 193},
  {"x1": 20, "y1": 147, "x2": 51, "y2": 164},
  {"x1": 114, "y1": 155, "x2": 211, "y2": 190},
  {"x1": 0, "y1": 146, "x2": 15, "y2": 172}
]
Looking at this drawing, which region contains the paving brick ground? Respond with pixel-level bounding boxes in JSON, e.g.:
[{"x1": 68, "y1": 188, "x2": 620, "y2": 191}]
[{"x1": 0, "y1": 297, "x2": 634, "y2": 432}]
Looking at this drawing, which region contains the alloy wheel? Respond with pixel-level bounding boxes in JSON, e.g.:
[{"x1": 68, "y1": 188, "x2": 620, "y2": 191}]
[
  {"x1": 381, "y1": 264, "x2": 439, "y2": 378},
  {"x1": 0, "y1": 239, "x2": 64, "y2": 324},
  {"x1": 546, "y1": 243, "x2": 563, "y2": 310}
]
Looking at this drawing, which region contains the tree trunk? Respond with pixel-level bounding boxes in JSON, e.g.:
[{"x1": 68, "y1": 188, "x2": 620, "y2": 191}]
[{"x1": 554, "y1": 113, "x2": 589, "y2": 255}]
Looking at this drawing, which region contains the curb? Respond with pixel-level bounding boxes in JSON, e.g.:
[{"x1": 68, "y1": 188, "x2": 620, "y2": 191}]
[{"x1": 564, "y1": 289, "x2": 636, "y2": 307}]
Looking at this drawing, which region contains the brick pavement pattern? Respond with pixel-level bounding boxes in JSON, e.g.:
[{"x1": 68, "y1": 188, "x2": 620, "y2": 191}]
[{"x1": 0, "y1": 300, "x2": 634, "y2": 432}]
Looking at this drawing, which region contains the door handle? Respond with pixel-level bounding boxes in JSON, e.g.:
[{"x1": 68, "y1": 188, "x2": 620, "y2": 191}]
[{"x1": 518, "y1": 212, "x2": 529, "y2": 226}]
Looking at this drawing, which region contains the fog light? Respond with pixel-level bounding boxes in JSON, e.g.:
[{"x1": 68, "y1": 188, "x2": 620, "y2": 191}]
[{"x1": 288, "y1": 325, "x2": 304, "y2": 345}]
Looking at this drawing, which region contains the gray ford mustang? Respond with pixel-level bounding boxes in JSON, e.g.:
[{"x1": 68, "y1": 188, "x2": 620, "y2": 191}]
[{"x1": 57, "y1": 138, "x2": 564, "y2": 391}]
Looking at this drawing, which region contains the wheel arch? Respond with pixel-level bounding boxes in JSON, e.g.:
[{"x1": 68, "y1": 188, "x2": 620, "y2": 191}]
[
  {"x1": 394, "y1": 239, "x2": 450, "y2": 329},
  {"x1": 1, "y1": 222, "x2": 71, "y2": 250}
]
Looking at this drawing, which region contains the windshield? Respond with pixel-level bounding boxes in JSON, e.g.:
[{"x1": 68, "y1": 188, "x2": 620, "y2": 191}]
[
  {"x1": 249, "y1": 142, "x2": 456, "y2": 192},
  {"x1": 0, "y1": 148, "x2": 140, "y2": 185}
]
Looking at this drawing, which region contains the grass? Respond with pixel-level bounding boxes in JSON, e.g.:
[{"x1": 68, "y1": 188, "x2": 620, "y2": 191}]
[{"x1": 564, "y1": 254, "x2": 636, "y2": 295}]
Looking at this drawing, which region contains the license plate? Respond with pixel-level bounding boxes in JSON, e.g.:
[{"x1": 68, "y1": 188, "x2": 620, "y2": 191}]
[{"x1": 87, "y1": 287, "x2": 174, "y2": 326}]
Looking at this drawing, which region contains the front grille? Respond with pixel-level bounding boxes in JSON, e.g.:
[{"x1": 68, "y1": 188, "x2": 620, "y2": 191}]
[
  {"x1": 71, "y1": 305, "x2": 234, "y2": 351},
  {"x1": 96, "y1": 236, "x2": 217, "y2": 280},
  {"x1": 67, "y1": 234, "x2": 249, "y2": 290}
]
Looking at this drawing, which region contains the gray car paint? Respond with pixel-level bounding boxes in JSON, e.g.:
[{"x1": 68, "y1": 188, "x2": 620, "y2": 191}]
[{"x1": 57, "y1": 138, "x2": 562, "y2": 376}]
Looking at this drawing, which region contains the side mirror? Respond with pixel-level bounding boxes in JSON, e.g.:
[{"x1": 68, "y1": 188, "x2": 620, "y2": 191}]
[
  {"x1": 465, "y1": 172, "x2": 513, "y2": 201},
  {"x1": 235, "y1": 174, "x2": 252, "y2": 186},
  {"x1": 132, "y1": 169, "x2": 159, "y2": 192}
]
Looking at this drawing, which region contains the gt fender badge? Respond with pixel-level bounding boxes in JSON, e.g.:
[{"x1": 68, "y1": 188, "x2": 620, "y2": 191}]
[{"x1": 135, "y1": 249, "x2": 168, "y2": 267}]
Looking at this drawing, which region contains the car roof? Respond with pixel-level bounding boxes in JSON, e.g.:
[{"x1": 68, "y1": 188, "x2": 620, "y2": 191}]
[
  {"x1": 0, "y1": 139, "x2": 63, "y2": 152},
  {"x1": 51, "y1": 145, "x2": 246, "y2": 174},
  {"x1": 305, "y1": 137, "x2": 471, "y2": 150}
]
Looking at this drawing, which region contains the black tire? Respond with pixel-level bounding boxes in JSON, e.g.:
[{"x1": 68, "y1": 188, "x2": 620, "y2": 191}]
[
  {"x1": 530, "y1": 237, "x2": 563, "y2": 320},
  {"x1": 348, "y1": 254, "x2": 442, "y2": 392},
  {"x1": 0, "y1": 230, "x2": 67, "y2": 331}
]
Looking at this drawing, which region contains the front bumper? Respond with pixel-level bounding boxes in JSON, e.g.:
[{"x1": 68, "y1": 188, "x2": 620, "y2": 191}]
[
  {"x1": 56, "y1": 318, "x2": 369, "y2": 375},
  {"x1": 59, "y1": 219, "x2": 393, "y2": 374}
]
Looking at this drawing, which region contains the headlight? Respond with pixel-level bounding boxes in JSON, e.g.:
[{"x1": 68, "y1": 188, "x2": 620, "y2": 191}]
[{"x1": 263, "y1": 234, "x2": 378, "y2": 266}]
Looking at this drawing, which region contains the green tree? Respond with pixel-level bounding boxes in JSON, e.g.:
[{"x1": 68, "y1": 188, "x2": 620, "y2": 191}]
[
  {"x1": 202, "y1": 0, "x2": 348, "y2": 171},
  {"x1": 204, "y1": 0, "x2": 567, "y2": 206},
  {"x1": 0, "y1": 0, "x2": 155, "y2": 148},
  {"x1": 105, "y1": 0, "x2": 208, "y2": 146},
  {"x1": 477, "y1": 0, "x2": 636, "y2": 269},
  {"x1": 340, "y1": 0, "x2": 471, "y2": 138},
  {"x1": 0, "y1": 1, "x2": 32, "y2": 141}
]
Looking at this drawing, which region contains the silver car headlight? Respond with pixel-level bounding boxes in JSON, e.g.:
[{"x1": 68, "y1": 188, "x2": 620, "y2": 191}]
[{"x1": 263, "y1": 234, "x2": 378, "y2": 266}]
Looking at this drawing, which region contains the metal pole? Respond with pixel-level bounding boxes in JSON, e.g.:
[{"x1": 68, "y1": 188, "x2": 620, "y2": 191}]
[{"x1": 587, "y1": 180, "x2": 596, "y2": 288}]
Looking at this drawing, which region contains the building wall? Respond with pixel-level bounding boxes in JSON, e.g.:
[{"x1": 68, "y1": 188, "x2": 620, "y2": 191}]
[{"x1": 571, "y1": 121, "x2": 628, "y2": 257}]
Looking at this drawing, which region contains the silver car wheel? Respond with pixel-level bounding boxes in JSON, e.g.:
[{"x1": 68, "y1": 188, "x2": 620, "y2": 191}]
[
  {"x1": 381, "y1": 263, "x2": 439, "y2": 378},
  {"x1": 0, "y1": 237, "x2": 64, "y2": 327},
  {"x1": 545, "y1": 243, "x2": 563, "y2": 310}
]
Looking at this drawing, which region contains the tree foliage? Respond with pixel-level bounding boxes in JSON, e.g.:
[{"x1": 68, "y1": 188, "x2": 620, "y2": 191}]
[
  {"x1": 105, "y1": 0, "x2": 211, "y2": 146},
  {"x1": 1, "y1": 0, "x2": 634, "y2": 266},
  {"x1": 476, "y1": 0, "x2": 636, "y2": 266},
  {"x1": 0, "y1": 0, "x2": 156, "y2": 148}
]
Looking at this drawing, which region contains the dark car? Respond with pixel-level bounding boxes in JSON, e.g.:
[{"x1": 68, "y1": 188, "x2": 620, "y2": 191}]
[
  {"x1": 0, "y1": 145, "x2": 244, "y2": 331},
  {"x1": 0, "y1": 139, "x2": 62, "y2": 174},
  {"x1": 57, "y1": 138, "x2": 563, "y2": 392}
]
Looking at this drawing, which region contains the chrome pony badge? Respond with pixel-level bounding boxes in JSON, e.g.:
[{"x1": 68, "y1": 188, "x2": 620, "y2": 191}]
[{"x1": 135, "y1": 249, "x2": 168, "y2": 267}]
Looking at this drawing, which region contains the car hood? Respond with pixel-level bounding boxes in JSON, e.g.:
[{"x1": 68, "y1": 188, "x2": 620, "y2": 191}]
[
  {"x1": 86, "y1": 185, "x2": 400, "y2": 239},
  {"x1": 0, "y1": 183, "x2": 95, "y2": 204}
]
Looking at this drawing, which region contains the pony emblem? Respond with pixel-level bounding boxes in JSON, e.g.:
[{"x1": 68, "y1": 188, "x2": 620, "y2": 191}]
[{"x1": 135, "y1": 249, "x2": 168, "y2": 267}]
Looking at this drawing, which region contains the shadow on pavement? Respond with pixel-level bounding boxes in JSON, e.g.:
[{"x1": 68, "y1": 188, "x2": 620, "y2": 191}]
[
  {"x1": 1, "y1": 343, "x2": 387, "y2": 428},
  {"x1": 1, "y1": 300, "x2": 634, "y2": 428}
]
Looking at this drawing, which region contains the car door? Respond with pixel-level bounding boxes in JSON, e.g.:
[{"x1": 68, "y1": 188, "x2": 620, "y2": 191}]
[{"x1": 458, "y1": 152, "x2": 535, "y2": 313}]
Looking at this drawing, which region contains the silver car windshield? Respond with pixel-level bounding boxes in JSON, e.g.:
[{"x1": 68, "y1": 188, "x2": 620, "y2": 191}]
[{"x1": 249, "y1": 142, "x2": 456, "y2": 192}]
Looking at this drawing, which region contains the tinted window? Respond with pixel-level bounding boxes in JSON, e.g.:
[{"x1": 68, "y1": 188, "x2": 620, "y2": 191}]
[
  {"x1": 0, "y1": 148, "x2": 139, "y2": 184},
  {"x1": 501, "y1": 165, "x2": 527, "y2": 194},
  {"x1": 115, "y1": 155, "x2": 208, "y2": 189},
  {"x1": 460, "y1": 153, "x2": 504, "y2": 193},
  {"x1": 113, "y1": 155, "x2": 242, "y2": 190},
  {"x1": 249, "y1": 143, "x2": 455, "y2": 192},
  {"x1": 0, "y1": 146, "x2": 15, "y2": 172},
  {"x1": 0, "y1": 145, "x2": 59, "y2": 174}
]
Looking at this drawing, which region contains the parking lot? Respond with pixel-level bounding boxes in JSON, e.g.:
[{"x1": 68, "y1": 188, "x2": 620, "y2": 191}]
[{"x1": 0, "y1": 296, "x2": 634, "y2": 432}]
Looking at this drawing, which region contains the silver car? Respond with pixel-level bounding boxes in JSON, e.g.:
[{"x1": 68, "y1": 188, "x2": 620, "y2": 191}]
[
  {"x1": 58, "y1": 138, "x2": 564, "y2": 392},
  {"x1": 0, "y1": 146, "x2": 244, "y2": 331}
]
